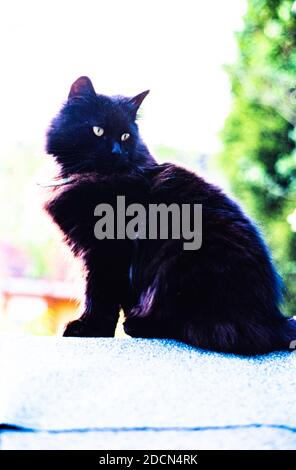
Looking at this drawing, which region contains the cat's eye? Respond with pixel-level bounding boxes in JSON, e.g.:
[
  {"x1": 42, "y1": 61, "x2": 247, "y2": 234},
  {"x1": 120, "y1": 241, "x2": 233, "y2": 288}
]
[
  {"x1": 93, "y1": 126, "x2": 104, "y2": 137},
  {"x1": 121, "y1": 133, "x2": 130, "y2": 142}
]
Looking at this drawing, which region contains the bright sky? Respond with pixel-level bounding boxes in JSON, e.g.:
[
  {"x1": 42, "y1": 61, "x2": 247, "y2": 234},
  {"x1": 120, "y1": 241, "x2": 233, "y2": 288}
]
[{"x1": 0, "y1": 0, "x2": 246, "y2": 155}]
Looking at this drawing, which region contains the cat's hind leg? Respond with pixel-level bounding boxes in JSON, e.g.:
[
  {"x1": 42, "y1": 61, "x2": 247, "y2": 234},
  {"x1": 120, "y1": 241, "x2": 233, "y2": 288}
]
[
  {"x1": 123, "y1": 283, "x2": 169, "y2": 339},
  {"x1": 180, "y1": 316, "x2": 296, "y2": 355}
]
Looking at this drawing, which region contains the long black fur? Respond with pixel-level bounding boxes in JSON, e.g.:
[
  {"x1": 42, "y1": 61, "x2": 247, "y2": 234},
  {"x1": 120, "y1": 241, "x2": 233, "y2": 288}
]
[{"x1": 44, "y1": 76, "x2": 296, "y2": 355}]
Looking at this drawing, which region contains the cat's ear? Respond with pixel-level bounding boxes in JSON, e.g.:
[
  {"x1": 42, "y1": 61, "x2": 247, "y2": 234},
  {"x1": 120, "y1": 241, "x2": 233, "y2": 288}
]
[
  {"x1": 68, "y1": 76, "x2": 96, "y2": 99},
  {"x1": 128, "y1": 90, "x2": 150, "y2": 118}
]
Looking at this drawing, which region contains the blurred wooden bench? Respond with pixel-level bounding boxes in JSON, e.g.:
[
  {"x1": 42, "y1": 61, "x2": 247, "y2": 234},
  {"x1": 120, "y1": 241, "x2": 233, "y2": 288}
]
[{"x1": 0, "y1": 277, "x2": 81, "y2": 334}]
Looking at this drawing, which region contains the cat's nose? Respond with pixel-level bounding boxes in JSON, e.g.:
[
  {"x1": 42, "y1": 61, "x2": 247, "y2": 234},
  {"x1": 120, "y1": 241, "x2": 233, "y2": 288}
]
[{"x1": 111, "y1": 142, "x2": 122, "y2": 156}]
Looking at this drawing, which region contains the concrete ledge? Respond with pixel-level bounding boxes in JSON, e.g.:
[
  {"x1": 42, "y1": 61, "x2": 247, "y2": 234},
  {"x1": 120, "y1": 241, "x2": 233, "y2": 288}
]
[{"x1": 1, "y1": 336, "x2": 296, "y2": 449}]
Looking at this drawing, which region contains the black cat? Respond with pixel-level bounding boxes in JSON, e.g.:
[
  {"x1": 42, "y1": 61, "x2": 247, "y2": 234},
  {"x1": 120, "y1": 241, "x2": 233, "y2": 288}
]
[{"x1": 44, "y1": 76, "x2": 296, "y2": 354}]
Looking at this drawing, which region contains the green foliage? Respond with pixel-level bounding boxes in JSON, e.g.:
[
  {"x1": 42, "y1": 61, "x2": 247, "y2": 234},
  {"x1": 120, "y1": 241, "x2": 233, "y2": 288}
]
[{"x1": 219, "y1": 0, "x2": 296, "y2": 314}]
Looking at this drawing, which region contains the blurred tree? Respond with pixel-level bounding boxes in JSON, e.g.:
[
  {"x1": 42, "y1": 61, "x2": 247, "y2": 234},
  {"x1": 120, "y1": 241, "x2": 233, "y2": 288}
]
[{"x1": 219, "y1": 0, "x2": 296, "y2": 314}]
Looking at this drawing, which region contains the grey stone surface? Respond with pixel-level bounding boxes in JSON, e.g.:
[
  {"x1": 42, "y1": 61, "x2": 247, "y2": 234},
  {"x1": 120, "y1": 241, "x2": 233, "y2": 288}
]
[
  {"x1": 0, "y1": 335, "x2": 296, "y2": 449},
  {"x1": 1, "y1": 428, "x2": 296, "y2": 450}
]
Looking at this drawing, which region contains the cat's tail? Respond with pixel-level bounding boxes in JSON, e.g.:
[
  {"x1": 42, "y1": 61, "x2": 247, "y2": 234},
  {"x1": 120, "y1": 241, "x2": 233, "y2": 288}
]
[{"x1": 182, "y1": 317, "x2": 296, "y2": 355}]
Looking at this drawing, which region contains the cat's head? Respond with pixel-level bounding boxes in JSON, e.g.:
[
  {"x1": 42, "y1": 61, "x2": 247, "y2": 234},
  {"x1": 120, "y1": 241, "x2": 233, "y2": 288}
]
[{"x1": 46, "y1": 76, "x2": 153, "y2": 175}]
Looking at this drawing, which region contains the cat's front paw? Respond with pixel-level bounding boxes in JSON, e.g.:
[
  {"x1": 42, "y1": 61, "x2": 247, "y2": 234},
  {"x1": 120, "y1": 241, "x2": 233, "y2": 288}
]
[
  {"x1": 63, "y1": 319, "x2": 94, "y2": 337},
  {"x1": 63, "y1": 318, "x2": 116, "y2": 337}
]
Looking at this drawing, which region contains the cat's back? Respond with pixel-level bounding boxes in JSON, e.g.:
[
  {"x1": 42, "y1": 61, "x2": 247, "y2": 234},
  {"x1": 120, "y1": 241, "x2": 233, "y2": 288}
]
[
  {"x1": 148, "y1": 162, "x2": 239, "y2": 211},
  {"x1": 146, "y1": 162, "x2": 267, "y2": 255}
]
